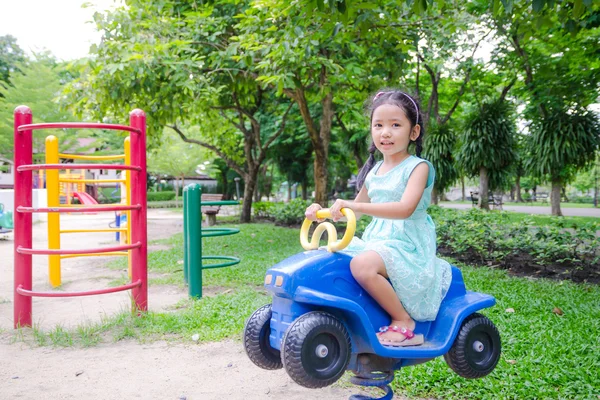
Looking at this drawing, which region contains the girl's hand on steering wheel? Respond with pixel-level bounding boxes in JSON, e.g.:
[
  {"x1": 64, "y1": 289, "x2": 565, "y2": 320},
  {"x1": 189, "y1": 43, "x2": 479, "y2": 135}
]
[
  {"x1": 330, "y1": 199, "x2": 350, "y2": 222},
  {"x1": 305, "y1": 203, "x2": 325, "y2": 222}
]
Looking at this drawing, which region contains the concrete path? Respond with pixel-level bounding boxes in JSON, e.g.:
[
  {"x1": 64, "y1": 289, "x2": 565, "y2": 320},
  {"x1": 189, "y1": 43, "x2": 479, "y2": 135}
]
[{"x1": 439, "y1": 202, "x2": 600, "y2": 217}]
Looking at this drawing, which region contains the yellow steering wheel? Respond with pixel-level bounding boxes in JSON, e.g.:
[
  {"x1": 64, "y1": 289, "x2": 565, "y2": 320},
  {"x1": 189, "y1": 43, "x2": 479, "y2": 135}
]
[{"x1": 300, "y1": 208, "x2": 356, "y2": 252}]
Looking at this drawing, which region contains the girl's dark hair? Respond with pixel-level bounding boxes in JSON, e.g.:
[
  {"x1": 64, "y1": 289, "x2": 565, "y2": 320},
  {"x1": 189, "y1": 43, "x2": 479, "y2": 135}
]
[{"x1": 355, "y1": 89, "x2": 425, "y2": 191}]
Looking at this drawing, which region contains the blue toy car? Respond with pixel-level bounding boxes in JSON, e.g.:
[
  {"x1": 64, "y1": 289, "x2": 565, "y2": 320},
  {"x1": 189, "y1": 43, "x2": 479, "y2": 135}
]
[{"x1": 244, "y1": 209, "x2": 500, "y2": 398}]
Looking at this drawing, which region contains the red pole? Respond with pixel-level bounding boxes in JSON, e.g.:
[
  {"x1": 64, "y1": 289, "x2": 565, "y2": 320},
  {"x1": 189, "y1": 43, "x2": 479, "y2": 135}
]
[
  {"x1": 129, "y1": 109, "x2": 147, "y2": 312},
  {"x1": 14, "y1": 106, "x2": 33, "y2": 328}
]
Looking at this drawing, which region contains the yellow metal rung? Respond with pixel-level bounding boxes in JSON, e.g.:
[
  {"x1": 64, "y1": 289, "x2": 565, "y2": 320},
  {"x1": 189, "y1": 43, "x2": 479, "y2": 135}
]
[
  {"x1": 59, "y1": 178, "x2": 126, "y2": 184},
  {"x1": 60, "y1": 252, "x2": 129, "y2": 259},
  {"x1": 60, "y1": 229, "x2": 128, "y2": 234},
  {"x1": 58, "y1": 153, "x2": 125, "y2": 161}
]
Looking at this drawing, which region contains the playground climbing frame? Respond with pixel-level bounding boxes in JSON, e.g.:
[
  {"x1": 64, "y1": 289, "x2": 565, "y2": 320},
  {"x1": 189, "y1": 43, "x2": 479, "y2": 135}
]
[{"x1": 13, "y1": 106, "x2": 148, "y2": 328}]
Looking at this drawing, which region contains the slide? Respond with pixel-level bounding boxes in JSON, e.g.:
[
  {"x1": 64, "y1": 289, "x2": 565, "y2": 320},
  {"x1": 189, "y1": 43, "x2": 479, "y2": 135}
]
[{"x1": 73, "y1": 192, "x2": 99, "y2": 205}]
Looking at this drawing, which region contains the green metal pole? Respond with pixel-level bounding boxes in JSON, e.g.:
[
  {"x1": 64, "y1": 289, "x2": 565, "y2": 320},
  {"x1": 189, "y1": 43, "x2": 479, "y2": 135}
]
[
  {"x1": 187, "y1": 184, "x2": 203, "y2": 298},
  {"x1": 183, "y1": 186, "x2": 189, "y2": 284}
]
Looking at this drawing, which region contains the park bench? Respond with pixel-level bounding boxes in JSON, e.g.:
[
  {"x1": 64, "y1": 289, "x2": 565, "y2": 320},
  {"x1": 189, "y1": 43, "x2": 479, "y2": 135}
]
[
  {"x1": 536, "y1": 192, "x2": 549, "y2": 203},
  {"x1": 470, "y1": 191, "x2": 504, "y2": 210},
  {"x1": 201, "y1": 193, "x2": 224, "y2": 226}
]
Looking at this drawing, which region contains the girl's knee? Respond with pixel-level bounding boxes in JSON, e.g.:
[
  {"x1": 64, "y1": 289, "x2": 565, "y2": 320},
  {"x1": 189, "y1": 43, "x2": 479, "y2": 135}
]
[{"x1": 350, "y1": 258, "x2": 376, "y2": 283}]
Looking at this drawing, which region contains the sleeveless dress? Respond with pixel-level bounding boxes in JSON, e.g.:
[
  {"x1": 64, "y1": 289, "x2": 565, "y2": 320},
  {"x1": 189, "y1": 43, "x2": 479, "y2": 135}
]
[{"x1": 341, "y1": 155, "x2": 452, "y2": 321}]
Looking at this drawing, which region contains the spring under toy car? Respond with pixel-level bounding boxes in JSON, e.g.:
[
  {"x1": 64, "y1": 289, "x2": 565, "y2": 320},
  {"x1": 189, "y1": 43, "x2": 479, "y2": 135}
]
[{"x1": 244, "y1": 209, "x2": 501, "y2": 400}]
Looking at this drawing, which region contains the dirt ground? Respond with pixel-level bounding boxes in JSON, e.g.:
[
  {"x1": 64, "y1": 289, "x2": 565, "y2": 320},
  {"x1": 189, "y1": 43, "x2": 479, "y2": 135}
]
[{"x1": 0, "y1": 210, "x2": 373, "y2": 400}]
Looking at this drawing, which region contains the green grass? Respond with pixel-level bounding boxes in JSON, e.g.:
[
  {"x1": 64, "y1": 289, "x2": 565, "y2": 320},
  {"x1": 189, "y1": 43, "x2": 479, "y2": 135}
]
[
  {"x1": 440, "y1": 200, "x2": 597, "y2": 209},
  {"x1": 490, "y1": 211, "x2": 599, "y2": 227},
  {"x1": 11, "y1": 222, "x2": 600, "y2": 399},
  {"x1": 504, "y1": 201, "x2": 596, "y2": 208},
  {"x1": 394, "y1": 262, "x2": 600, "y2": 399}
]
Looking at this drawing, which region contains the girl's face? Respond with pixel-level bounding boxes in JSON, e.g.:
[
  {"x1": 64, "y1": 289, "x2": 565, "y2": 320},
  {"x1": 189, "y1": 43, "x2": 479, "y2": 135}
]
[{"x1": 371, "y1": 103, "x2": 420, "y2": 159}]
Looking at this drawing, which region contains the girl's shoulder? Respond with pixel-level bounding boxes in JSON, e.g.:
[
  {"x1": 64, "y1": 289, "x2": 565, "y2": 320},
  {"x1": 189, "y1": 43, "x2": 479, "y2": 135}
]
[{"x1": 402, "y1": 156, "x2": 435, "y2": 188}]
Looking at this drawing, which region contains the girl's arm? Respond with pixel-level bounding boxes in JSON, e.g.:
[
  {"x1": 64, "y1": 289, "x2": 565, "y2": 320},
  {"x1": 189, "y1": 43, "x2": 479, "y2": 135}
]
[
  {"x1": 305, "y1": 184, "x2": 371, "y2": 221},
  {"x1": 346, "y1": 184, "x2": 371, "y2": 220},
  {"x1": 330, "y1": 163, "x2": 429, "y2": 221}
]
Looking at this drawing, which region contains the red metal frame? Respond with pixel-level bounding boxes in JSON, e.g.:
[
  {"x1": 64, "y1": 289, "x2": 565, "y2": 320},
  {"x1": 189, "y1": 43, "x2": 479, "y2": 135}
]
[
  {"x1": 13, "y1": 107, "x2": 148, "y2": 328},
  {"x1": 17, "y1": 164, "x2": 142, "y2": 172},
  {"x1": 17, "y1": 205, "x2": 141, "y2": 213},
  {"x1": 16, "y1": 280, "x2": 142, "y2": 298},
  {"x1": 18, "y1": 122, "x2": 141, "y2": 134},
  {"x1": 17, "y1": 242, "x2": 141, "y2": 255}
]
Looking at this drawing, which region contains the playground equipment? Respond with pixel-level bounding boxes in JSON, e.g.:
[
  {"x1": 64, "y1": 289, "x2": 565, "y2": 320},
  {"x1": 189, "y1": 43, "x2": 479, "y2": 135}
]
[
  {"x1": 183, "y1": 184, "x2": 240, "y2": 298},
  {"x1": 244, "y1": 208, "x2": 501, "y2": 400},
  {"x1": 13, "y1": 106, "x2": 147, "y2": 328},
  {"x1": 45, "y1": 133, "x2": 133, "y2": 286},
  {"x1": 0, "y1": 203, "x2": 14, "y2": 237}
]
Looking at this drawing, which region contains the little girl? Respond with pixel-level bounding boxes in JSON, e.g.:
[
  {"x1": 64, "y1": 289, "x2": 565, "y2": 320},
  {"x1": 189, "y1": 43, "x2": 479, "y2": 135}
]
[{"x1": 305, "y1": 90, "x2": 451, "y2": 347}]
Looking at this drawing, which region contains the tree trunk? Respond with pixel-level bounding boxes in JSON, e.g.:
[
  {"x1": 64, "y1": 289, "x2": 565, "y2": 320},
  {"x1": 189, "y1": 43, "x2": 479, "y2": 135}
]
[
  {"x1": 461, "y1": 176, "x2": 465, "y2": 201},
  {"x1": 241, "y1": 168, "x2": 258, "y2": 223},
  {"x1": 561, "y1": 187, "x2": 569, "y2": 202},
  {"x1": 431, "y1": 186, "x2": 439, "y2": 205},
  {"x1": 478, "y1": 167, "x2": 490, "y2": 210},
  {"x1": 515, "y1": 175, "x2": 524, "y2": 202},
  {"x1": 551, "y1": 179, "x2": 563, "y2": 216},
  {"x1": 301, "y1": 177, "x2": 308, "y2": 200}
]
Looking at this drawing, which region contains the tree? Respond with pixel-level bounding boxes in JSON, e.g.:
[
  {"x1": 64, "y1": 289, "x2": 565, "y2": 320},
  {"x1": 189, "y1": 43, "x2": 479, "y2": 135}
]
[
  {"x1": 65, "y1": 1, "x2": 294, "y2": 222},
  {"x1": 491, "y1": 0, "x2": 600, "y2": 215},
  {"x1": 394, "y1": 3, "x2": 490, "y2": 203},
  {"x1": 524, "y1": 110, "x2": 600, "y2": 215},
  {"x1": 422, "y1": 123, "x2": 459, "y2": 203},
  {"x1": 236, "y1": 1, "x2": 423, "y2": 205},
  {"x1": 0, "y1": 56, "x2": 76, "y2": 159},
  {"x1": 457, "y1": 98, "x2": 518, "y2": 210},
  {"x1": 0, "y1": 35, "x2": 25, "y2": 92},
  {"x1": 147, "y1": 130, "x2": 215, "y2": 206}
]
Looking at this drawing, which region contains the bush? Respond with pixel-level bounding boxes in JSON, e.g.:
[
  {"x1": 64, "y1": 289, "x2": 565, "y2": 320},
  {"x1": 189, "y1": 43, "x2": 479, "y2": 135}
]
[
  {"x1": 272, "y1": 198, "x2": 313, "y2": 225},
  {"x1": 571, "y1": 196, "x2": 594, "y2": 204},
  {"x1": 147, "y1": 200, "x2": 180, "y2": 209},
  {"x1": 147, "y1": 191, "x2": 176, "y2": 202},
  {"x1": 253, "y1": 201, "x2": 277, "y2": 219},
  {"x1": 428, "y1": 206, "x2": 600, "y2": 283}
]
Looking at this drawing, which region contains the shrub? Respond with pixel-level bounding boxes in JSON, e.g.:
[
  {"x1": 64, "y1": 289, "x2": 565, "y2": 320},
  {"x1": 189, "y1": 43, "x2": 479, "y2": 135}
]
[
  {"x1": 253, "y1": 201, "x2": 277, "y2": 219},
  {"x1": 147, "y1": 191, "x2": 176, "y2": 202},
  {"x1": 272, "y1": 198, "x2": 313, "y2": 225},
  {"x1": 428, "y1": 206, "x2": 600, "y2": 282},
  {"x1": 147, "y1": 200, "x2": 180, "y2": 209}
]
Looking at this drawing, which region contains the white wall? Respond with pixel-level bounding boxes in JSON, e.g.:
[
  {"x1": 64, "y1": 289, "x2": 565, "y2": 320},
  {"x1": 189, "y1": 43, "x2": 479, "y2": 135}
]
[
  {"x1": 0, "y1": 189, "x2": 48, "y2": 223},
  {"x1": 0, "y1": 166, "x2": 14, "y2": 187}
]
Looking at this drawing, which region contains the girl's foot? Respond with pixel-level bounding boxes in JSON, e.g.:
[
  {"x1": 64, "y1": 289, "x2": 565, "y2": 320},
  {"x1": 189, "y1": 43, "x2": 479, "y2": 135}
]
[{"x1": 377, "y1": 319, "x2": 424, "y2": 347}]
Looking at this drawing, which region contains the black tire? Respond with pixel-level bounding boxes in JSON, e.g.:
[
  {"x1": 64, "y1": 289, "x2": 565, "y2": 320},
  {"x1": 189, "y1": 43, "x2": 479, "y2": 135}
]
[
  {"x1": 444, "y1": 313, "x2": 501, "y2": 379},
  {"x1": 243, "y1": 304, "x2": 282, "y2": 370},
  {"x1": 281, "y1": 311, "x2": 351, "y2": 388}
]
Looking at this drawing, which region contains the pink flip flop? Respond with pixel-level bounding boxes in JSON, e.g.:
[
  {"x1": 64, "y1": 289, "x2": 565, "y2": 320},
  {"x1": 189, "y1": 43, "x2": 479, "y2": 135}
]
[{"x1": 377, "y1": 325, "x2": 424, "y2": 347}]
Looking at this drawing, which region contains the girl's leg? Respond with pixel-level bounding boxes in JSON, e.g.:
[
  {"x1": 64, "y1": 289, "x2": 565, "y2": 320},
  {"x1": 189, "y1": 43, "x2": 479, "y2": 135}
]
[{"x1": 350, "y1": 251, "x2": 416, "y2": 344}]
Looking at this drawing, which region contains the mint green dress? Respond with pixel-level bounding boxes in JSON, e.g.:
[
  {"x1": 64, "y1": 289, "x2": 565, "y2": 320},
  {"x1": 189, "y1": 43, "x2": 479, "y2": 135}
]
[{"x1": 342, "y1": 156, "x2": 452, "y2": 321}]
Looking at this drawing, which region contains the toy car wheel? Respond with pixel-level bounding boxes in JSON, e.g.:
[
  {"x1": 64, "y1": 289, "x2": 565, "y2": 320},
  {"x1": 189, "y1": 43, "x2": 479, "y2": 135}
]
[
  {"x1": 444, "y1": 313, "x2": 501, "y2": 379},
  {"x1": 243, "y1": 304, "x2": 282, "y2": 370},
  {"x1": 281, "y1": 311, "x2": 351, "y2": 388}
]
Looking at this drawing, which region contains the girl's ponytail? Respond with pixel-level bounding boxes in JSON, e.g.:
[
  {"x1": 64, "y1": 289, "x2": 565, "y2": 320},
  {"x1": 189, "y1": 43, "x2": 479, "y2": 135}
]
[{"x1": 356, "y1": 142, "x2": 378, "y2": 192}]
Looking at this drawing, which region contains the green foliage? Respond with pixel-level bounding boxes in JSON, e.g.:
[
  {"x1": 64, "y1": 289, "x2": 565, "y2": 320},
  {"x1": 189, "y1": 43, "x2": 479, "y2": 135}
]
[
  {"x1": 272, "y1": 199, "x2": 313, "y2": 226},
  {"x1": 458, "y1": 100, "x2": 518, "y2": 190},
  {"x1": 422, "y1": 123, "x2": 459, "y2": 193},
  {"x1": 252, "y1": 201, "x2": 277, "y2": 219},
  {"x1": 0, "y1": 35, "x2": 25, "y2": 88},
  {"x1": 0, "y1": 57, "x2": 76, "y2": 158},
  {"x1": 525, "y1": 109, "x2": 600, "y2": 183},
  {"x1": 429, "y1": 206, "x2": 599, "y2": 280},
  {"x1": 146, "y1": 191, "x2": 176, "y2": 202}
]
